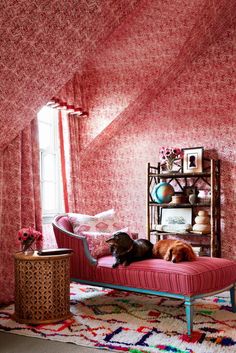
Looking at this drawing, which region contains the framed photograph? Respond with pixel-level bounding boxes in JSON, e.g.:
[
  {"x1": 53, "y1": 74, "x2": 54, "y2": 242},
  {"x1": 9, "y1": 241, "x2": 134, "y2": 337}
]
[
  {"x1": 182, "y1": 147, "x2": 203, "y2": 173},
  {"x1": 161, "y1": 208, "x2": 192, "y2": 226}
]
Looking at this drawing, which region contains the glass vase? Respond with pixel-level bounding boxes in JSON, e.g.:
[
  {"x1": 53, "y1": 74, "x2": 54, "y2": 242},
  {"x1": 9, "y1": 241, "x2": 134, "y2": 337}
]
[
  {"x1": 166, "y1": 159, "x2": 174, "y2": 172},
  {"x1": 22, "y1": 239, "x2": 35, "y2": 255}
]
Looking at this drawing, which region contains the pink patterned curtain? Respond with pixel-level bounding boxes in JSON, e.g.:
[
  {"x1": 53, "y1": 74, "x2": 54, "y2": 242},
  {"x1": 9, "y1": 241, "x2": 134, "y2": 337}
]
[
  {"x1": 48, "y1": 73, "x2": 88, "y2": 117},
  {"x1": 57, "y1": 111, "x2": 81, "y2": 213},
  {"x1": 52, "y1": 73, "x2": 86, "y2": 213},
  {"x1": 0, "y1": 118, "x2": 42, "y2": 304},
  {"x1": 67, "y1": 115, "x2": 81, "y2": 212},
  {"x1": 58, "y1": 110, "x2": 69, "y2": 213}
]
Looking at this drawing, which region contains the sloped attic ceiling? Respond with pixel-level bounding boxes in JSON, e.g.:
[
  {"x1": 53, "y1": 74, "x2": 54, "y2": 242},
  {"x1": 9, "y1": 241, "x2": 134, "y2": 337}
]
[
  {"x1": 0, "y1": 0, "x2": 235, "y2": 152},
  {"x1": 79, "y1": 0, "x2": 236, "y2": 154},
  {"x1": 0, "y1": 0, "x2": 141, "y2": 150}
]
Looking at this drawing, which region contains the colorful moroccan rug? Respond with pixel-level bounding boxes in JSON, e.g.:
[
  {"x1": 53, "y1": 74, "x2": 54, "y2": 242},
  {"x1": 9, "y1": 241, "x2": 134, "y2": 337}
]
[{"x1": 0, "y1": 282, "x2": 235, "y2": 353}]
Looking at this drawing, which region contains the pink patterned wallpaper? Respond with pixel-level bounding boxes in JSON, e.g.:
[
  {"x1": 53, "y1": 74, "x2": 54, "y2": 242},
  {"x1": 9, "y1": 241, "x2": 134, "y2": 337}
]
[
  {"x1": 0, "y1": 0, "x2": 141, "y2": 151},
  {"x1": 78, "y1": 4, "x2": 236, "y2": 260},
  {"x1": 0, "y1": 0, "x2": 235, "y2": 264},
  {"x1": 0, "y1": 0, "x2": 235, "y2": 305},
  {"x1": 80, "y1": 0, "x2": 206, "y2": 148}
]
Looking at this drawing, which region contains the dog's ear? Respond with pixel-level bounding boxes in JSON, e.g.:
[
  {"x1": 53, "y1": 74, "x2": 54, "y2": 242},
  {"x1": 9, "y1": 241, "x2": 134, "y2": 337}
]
[
  {"x1": 185, "y1": 246, "x2": 197, "y2": 261},
  {"x1": 113, "y1": 231, "x2": 131, "y2": 239},
  {"x1": 182, "y1": 247, "x2": 189, "y2": 261},
  {"x1": 182, "y1": 246, "x2": 196, "y2": 261},
  {"x1": 106, "y1": 237, "x2": 116, "y2": 244},
  {"x1": 164, "y1": 247, "x2": 173, "y2": 261}
]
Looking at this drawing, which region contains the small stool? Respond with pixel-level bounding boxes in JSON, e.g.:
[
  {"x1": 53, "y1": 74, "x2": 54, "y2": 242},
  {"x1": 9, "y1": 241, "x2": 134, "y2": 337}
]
[{"x1": 13, "y1": 251, "x2": 72, "y2": 324}]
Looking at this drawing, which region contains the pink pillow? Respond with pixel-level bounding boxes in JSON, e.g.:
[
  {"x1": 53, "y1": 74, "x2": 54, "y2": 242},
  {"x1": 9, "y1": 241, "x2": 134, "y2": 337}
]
[
  {"x1": 82, "y1": 232, "x2": 112, "y2": 258},
  {"x1": 82, "y1": 227, "x2": 130, "y2": 259},
  {"x1": 68, "y1": 209, "x2": 123, "y2": 234}
]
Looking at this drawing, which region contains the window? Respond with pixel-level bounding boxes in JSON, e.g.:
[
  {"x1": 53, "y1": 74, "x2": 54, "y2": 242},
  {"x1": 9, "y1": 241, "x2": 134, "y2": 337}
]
[{"x1": 38, "y1": 106, "x2": 64, "y2": 223}]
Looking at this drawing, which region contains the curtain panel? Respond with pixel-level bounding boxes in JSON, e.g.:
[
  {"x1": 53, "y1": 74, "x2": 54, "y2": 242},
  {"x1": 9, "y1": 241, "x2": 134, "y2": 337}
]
[
  {"x1": 52, "y1": 72, "x2": 86, "y2": 213},
  {"x1": 47, "y1": 72, "x2": 87, "y2": 213},
  {"x1": 58, "y1": 110, "x2": 81, "y2": 213},
  {"x1": 0, "y1": 118, "x2": 42, "y2": 304},
  {"x1": 58, "y1": 111, "x2": 69, "y2": 213},
  {"x1": 67, "y1": 115, "x2": 81, "y2": 212},
  {"x1": 48, "y1": 73, "x2": 88, "y2": 117}
]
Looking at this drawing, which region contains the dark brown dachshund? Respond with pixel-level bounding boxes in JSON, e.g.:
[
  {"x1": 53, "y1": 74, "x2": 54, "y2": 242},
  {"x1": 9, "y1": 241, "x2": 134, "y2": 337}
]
[
  {"x1": 106, "y1": 232, "x2": 153, "y2": 268},
  {"x1": 153, "y1": 239, "x2": 197, "y2": 263}
]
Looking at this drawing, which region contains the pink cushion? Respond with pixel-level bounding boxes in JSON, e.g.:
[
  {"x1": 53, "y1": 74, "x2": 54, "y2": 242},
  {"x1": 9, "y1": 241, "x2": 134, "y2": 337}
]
[
  {"x1": 55, "y1": 215, "x2": 135, "y2": 260},
  {"x1": 81, "y1": 232, "x2": 112, "y2": 258},
  {"x1": 82, "y1": 227, "x2": 131, "y2": 259},
  {"x1": 57, "y1": 216, "x2": 73, "y2": 232},
  {"x1": 69, "y1": 209, "x2": 123, "y2": 234},
  {"x1": 94, "y1": 256, "x2": 236, "y2": 296}
]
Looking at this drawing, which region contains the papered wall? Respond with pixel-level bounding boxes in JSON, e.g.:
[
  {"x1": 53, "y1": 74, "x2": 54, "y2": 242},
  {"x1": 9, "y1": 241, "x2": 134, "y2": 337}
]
[
  {"x1": 0, "y1": 0, "x2": 235, "y2": 266},
  {"x1": 0, "y1": 0, "x2": 235, "y2": 305},
  {"x1": 78, "y1": 18, "x2": 236, "y2": 259},
  {"x1": 79, "y1": 0, "x2": 206, "y2": 149},
  {"x1": 0, "y1": 0, "x2": 141, "y2": 151}
]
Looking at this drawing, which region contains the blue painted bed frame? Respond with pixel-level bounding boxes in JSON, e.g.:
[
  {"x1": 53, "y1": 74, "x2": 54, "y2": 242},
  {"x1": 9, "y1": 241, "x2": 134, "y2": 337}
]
[{"x1": 72, "y1": 278, "x2": 236, "y2": 336}]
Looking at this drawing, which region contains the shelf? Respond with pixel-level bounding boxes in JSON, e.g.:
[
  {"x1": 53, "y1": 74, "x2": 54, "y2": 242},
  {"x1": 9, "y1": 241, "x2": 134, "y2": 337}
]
[
  {"x1": 150, "y1": 230, "x2": 210, "y2": 237},
  {"x1": 149, "y1": 202, "x2": 211, "y2": 207},
  {"x1": 147, "y1": 159, "x2": 221, "y2": 257},
  {"x1": 190, "y1": 243, "x2": 210, "y2": 248},
  {"x1": 149, "y1": 171, "x2": 211, "y2": 178}
]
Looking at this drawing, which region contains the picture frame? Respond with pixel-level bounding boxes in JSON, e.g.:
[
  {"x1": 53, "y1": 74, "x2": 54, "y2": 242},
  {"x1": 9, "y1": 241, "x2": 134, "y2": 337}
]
[
  {"x1": 161, "y1": 208, "x2": 192, "y2": 226},
  {"x1": 182, "y1": 147, "x2": 203, "y2": 173}
]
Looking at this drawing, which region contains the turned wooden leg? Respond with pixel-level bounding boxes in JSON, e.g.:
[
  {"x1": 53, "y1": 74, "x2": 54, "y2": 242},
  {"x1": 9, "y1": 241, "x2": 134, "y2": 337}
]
[
  {"x1": 185, "y1": 297, "x2": 194, "y2": 336},
  {"x1": 230, "y1": 283, "x2": 236, "y2": 313}
]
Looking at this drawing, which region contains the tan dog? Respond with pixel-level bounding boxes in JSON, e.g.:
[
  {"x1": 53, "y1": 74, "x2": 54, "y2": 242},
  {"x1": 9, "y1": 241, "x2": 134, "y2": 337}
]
[{"x1": 153, "y1": 239, "x2": 197, "y2": 263}]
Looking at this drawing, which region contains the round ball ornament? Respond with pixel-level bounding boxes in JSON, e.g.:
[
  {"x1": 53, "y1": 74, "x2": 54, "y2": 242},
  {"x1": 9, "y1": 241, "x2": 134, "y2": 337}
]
[{"x1": 151, "y1": 182, "x2": 174, "y2": 204}]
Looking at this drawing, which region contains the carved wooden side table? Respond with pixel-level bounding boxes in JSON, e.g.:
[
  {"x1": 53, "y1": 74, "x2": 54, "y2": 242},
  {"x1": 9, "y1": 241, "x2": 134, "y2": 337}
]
[{"x1": 13, "y1": 251, "x2": 72, "y2": 324}]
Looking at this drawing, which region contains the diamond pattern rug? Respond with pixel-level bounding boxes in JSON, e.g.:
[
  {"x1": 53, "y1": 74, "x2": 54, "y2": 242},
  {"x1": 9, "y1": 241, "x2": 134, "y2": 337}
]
[{"x1": 0, "y1": 282, "x2": 235, "y2": 353}]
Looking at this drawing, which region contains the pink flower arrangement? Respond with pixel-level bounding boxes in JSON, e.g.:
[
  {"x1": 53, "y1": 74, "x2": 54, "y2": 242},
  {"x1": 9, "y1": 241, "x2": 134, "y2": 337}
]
[
  {"x1": 18, "y1": 227, "x2": 42, "y2": 252},
  {"x1": 159, "y1": 147, "x2": 183, "y2": 169}
]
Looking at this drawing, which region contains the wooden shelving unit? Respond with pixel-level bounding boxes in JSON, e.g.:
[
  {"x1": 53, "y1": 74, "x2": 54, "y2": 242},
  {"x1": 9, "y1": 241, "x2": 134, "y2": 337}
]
[{"x1": 147, "y1": 159, "x2": 221, "y2": 257}]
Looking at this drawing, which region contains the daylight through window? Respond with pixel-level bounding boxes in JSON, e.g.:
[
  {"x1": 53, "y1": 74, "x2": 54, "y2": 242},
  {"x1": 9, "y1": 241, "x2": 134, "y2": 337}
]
[{"x1": 38, "y1": 106, "x2": 64, "y2": 222}]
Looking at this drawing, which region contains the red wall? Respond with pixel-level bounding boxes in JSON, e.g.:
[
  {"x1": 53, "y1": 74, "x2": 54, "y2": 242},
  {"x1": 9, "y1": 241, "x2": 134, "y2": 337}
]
[
  {"x1": 79, "y1": 0, "x2": 207, "y2": 149},
  {"x1": 78, "y1": 20, "x2": 236, "y2": 259}
]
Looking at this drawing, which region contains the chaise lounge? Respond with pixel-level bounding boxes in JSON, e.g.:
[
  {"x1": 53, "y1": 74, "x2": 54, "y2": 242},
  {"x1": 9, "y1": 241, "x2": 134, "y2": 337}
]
[{"x1": 52, "y1": 214, "x2": 236, "y2": 336}]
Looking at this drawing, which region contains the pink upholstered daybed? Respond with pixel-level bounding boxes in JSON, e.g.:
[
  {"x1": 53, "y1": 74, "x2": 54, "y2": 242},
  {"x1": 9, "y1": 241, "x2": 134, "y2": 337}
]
[{"x1": 52, "y1": 214, "x2": 236, "y2": 336}]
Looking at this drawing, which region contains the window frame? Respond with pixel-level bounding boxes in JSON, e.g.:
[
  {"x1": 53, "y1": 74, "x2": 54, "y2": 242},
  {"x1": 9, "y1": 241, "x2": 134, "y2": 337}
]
[{"x1": 38, "y1": 107, "x2": 64, "y2": 223}]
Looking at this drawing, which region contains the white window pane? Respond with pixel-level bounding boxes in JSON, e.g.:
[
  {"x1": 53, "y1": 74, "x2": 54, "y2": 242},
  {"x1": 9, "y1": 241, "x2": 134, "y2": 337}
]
[
  {"x1": 43, "y1": 182, "x2": 56, "y2": 211},
  {"x1": 38, "y1": 106, "x2": 54, "y2": 123},
  {"x1": 43, "y1": 154, "x2": 56, "y2": 180},
  {"x1": 39, "y1": 122, "x2": 52, "y2": 150},
  {"x1": 38, "y1": 104, "x2": 64, "y2": 218}
]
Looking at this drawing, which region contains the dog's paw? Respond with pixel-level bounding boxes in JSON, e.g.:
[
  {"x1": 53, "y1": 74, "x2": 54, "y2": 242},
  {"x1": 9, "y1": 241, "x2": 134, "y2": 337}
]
[
  {"x1": 164, "y1": 254, "x2": 171, "y2": 261},
  {"x1": 123, "y1": 260, "x2": 130, "y2": 266},
  {"x1": 112, "y1": 263, "x2": 119, "y2": 268}
]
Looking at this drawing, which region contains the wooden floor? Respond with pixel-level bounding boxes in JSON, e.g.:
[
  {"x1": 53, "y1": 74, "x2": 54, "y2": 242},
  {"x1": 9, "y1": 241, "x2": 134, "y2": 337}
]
[{"x1": 0, "y1": 332, "x2": 109, "y2": 353}]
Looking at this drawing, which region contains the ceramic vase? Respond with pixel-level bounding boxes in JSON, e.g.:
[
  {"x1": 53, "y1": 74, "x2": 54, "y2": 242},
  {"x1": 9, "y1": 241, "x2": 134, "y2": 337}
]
[
  {"x1": 189, "y1": 193, "x2": 197, "y2": 204},
  {"x1": 193, "y1": 210, "x2": 211, "y2": 234},
  {"x1": 166, "y1": 159, "x2": 174, "y2": 172}
]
